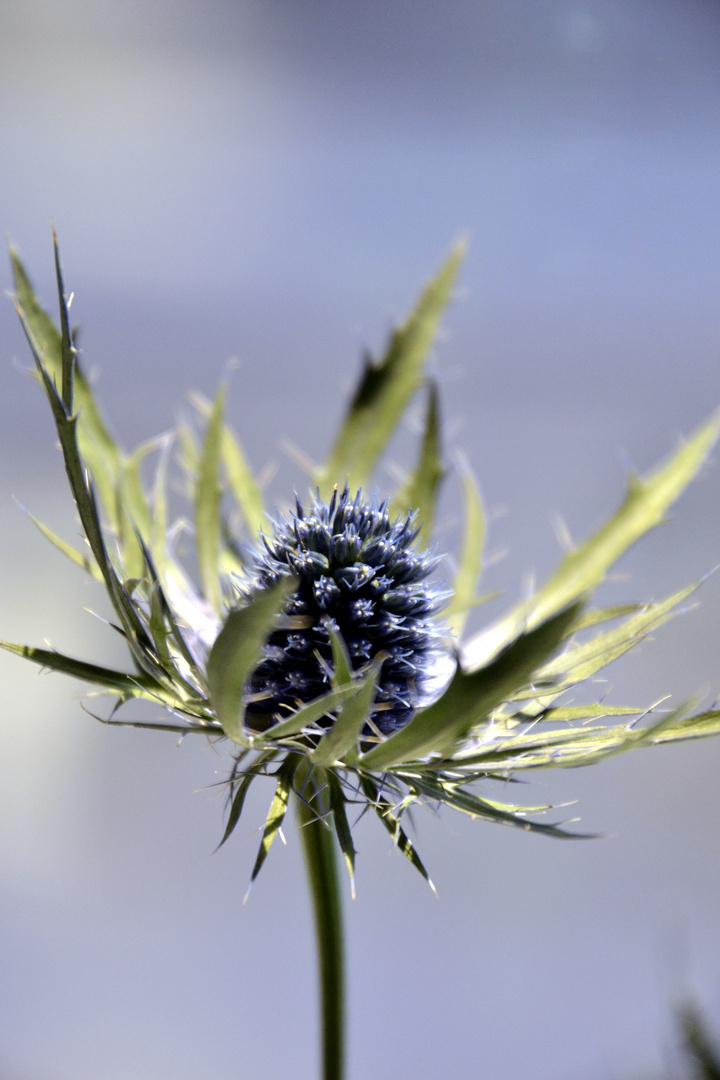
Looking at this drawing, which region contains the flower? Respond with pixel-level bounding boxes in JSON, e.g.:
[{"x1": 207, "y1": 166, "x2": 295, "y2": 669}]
[
  {"x1": 240, "y1": 486, "x2": 446, "y2": 736},
  {"x1": 5, "y1": 234, "x2": 720, "y2": 891}
]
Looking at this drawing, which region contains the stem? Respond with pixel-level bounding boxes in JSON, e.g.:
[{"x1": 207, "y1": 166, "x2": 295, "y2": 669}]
[{"x1": 296, "y1": 767, "x2": 346, "y2": 1080}]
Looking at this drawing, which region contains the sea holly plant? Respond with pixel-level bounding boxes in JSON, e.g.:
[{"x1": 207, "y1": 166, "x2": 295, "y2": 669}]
[{"x1": 5, "y1": 234, "x2": 720, "y2": 1080}]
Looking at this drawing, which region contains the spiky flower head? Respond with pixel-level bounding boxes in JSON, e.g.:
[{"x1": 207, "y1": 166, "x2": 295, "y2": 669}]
[
  {"x1": 241, "y1": 486, "x2": 445, "y2": 736},
  {"x1": 6, "y1": 234, "x2": 720, "y2": 892}
]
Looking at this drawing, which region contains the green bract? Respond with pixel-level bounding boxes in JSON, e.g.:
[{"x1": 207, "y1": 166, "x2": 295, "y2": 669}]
[{"x1": 5, "y1": 231, "x2": 720, "y2": 894}]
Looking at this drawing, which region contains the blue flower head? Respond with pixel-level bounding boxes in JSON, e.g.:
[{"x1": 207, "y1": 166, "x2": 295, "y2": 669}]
[
  {"x1": 8, "y1": 236, "x2": 720, "y2": 893},
  {"x1": 241, "y1": 486, "x2": 446, "y2": 735}
]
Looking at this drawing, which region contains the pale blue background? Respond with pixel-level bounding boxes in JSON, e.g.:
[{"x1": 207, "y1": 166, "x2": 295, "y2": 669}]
[{"x1": 1, "y1": 2, "x2": 720, "y2": 1078}]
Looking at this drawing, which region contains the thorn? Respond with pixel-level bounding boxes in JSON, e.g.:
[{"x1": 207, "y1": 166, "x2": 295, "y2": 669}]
[
  {"x1": 280, "y1": 438, "x2": 315, "y2": 475},
  {"x1": 551, "y1": 513, "x2": 574, "y2": 552}
]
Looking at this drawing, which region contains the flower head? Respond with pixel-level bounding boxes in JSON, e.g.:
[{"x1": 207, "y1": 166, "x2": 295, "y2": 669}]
[
  {"x1": 241, "y1": 486, "x2": 445, "y2": 735},
  {"x1": 6, "y1": 235, "x2": 720, "y2": 892}
]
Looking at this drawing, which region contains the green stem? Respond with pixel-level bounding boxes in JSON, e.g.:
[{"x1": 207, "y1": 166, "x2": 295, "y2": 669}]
[{"x1": 296, "y1": 766, "x2": 346, "y2": 1080}]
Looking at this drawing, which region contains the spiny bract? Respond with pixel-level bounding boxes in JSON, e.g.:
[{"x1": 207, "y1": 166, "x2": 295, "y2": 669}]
[
  {"x1": 8, "y1": 237, "x2": 720, "y2": 886},
  {"x1": 240, "y1": 486, "x2": 446, "y2": 735}
]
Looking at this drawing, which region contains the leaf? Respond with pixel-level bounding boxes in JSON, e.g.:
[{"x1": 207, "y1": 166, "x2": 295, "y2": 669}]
[
  {"x1": 215, "y1": 748, "x2": 278, "y2": 851},
  {"x1": 310, "y1": 658, "x2": 383, "y2": 767},
  {"x1": 221, "y1": 425, "x2": 266, "y2": 539},
  {"x1": 120, "y1": 438, "x2": 159, "y2": 535},
  {"x1": 392, "y1": 380, "x2": 445, "y2": 544},
  {"x1": 461, "y1": 409, "x2": 720, "y2": 671},
  {"x1": 360, "y1": 602, "x2": 582, "y2": 770},
  {"x1": 262, "y1": 684, "x2": 362, "y2": 741},
  {"x1": 444, "y1": 460, "x2": 485, "y2": 637},
  {"x1": 645, "y1": 707, "x2": 720, "y2": 746},
  {"x1": 504, "y1": 584, "x2": 700, "y2": 728},
  {"x1": 11, "y1": 244, "x2": 164, "y2": 676},
  {"x1": 314, "y1": 242, "x2": 465, "y2": 496},
  {"x1": 538, "y1": 704, "x2": 643, "y2": 722},
  {"x1": 325, "y1": 770, "x2": 356, "y2": 895},
  {"x1": 91, "y1": 713, "x2": 214, "y2": 734},
  {"x1": 116, "y1": 441, "x2": 157, "y2": 580},
  {"x1": 130, "y1": 529, "x2": 204, "y2": 686},
  {"x1": 22, "y1": 508, "x2": 103, "y2": 581},
  {"x1": 247, "y1": 755, "x2": 296, "y2": 889},
  {"x1": 11, "y1": 241, "x2": 125, "y2": 531},
  {"x1": 177, "y1": 421, "x2": 200, "y2": 484},
  {"x1": 217, "y1": 770, "x2": 256, "y2": 851},
  {"x1": 570, "y1": 603, "x2": 645, "y2": 632},
  {"x1": 0, "y1": 640, "x2": 161, "y2": 699},
  {"x1": 148, "y1": 436, "x2": 171, "y2": 582},
  {"x1": 52, "y1": 230, "x2": 75, "y2": 415},
  {"x1": 195, "y1": 386, "x2": 225, "y2": 614},
  {"x1": 406, "y1": 773, "x2": 593, "y2": 838},
  {"x1": 327, "y1": 624, "x2": 353, "y2": 688},
  {"x1": 455, "y1": 701, "x2": 718, "y2": 772},
  {"x1": 190, "y1": 390, "x2": 266, "y2": 539},
  {"x1": 205, "y1": 576, "x2": 297, "y2": 744},
  {"x1": 536, "y1": 582, "x2": 699, "y2": 685},
  {"x1": 147, "y1": 584, "x2": 177, "y2": 676},
  {"x1": 452, "y1": 723, "x2": 632, "y2": 771},
  {"x1": 13, "y1": 306, "x2": 157, "y2": 668},
  {"x1": 359, "y1": 775, "x2": 435, "y2": 891}
]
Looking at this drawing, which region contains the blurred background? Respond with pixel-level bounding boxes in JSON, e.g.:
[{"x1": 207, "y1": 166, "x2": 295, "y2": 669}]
[{"x1": 1, "y1": 2, "x2": 720, "y2": 1078}]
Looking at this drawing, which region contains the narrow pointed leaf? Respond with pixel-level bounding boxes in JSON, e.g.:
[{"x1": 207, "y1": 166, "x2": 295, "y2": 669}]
[
  {"x1": 459, "y1": 703, "x2": 701, "y2": 771},
  {"x1": 644, "y1": 707, "x2": 720, "y2": 746},
  {"x1": 216, "y1": 748, "x2": 278, "y2": 850},
  {"x1": 315, "y1": 242, "x2": 465, "y2": 496},
  {"x1": 206, "y1": 576, "x2": 297, "y2": 744},
  {"x1": 149, "y1": 438, "x2": 171, "y2": 581},
  {"x1": 52, "y1": 229, "x2": 75, "y2": 414},
  {"x1": 570, "y1": 603, "x2": 645, "y2": 632},
  {"x1": 178, "y1": 421, "x2": 200, "y2": 485},
  {"x1": 407, "y1": 774, "x2": 593, "y2": 838},
  {"x1": 325, "y1": 770, "x2": 356, "y2": 893},
  {"x1": 536, "y1": 582, "x2": 699, "y2": 686},
  {"x1": 24, "y1": 509, "x2": 103, "y2": 581},
  {"x1": 121, "y1": 439, "x2": 156, "y2": 533},
  {"x1": 539, "y1": 704, "x2": 644, "y2": 722},
  {"x1": 11, "y1": 245, "x2": 124, "y2": 530},
  {"x1": 462, "y1": 410, "x2": 720, "y2": 671},
  {"x1": 131, "y1": 530, "x2": 203, "y2": 684},
  {"x1": 190, "y1": 391, "x2": 266, "y2": 539},
  {"x1": 393, "y1": 380, "x2": 444, "y2": 543},
  {"x1": 0, "y1": 640, "x2": 155, "y2": 695},
  {"x1": 361, "y1": 602, "x2": 582, "y2": 770},
  {"x1": 222, "y1": 425, "x2": 266, "y2": 538},
  {"x1": 262, "y1": 683, "x2": 362, "y2": 741},
  {"x1": 92, "y1": 714, "x2": 216, "y2": 734},
  {"x1": 311, "y1": 658, "x2": 383, "y2": 767},
  {"x1": 444, "y1": 461, "x2": 485, "y2": 637},
  {"x1": 10, "y1": 247, "x2": 62, "y2": 380},
  {"x1": 248, "y1": 756, "x2": 295, "y2": 885},
  {"x1": 14, "y1": 304, "x2": 155, "y2": 658},
  {"x1": 147, "y1": 584, "x2": 177, "y2": 676},
  {"x1": 450, "y1": 724, "x2": 627, "y2": 770},
  {"x1": 360, "y1": 776, "x2": 434, "y2": 889},
  {"x1": 116, "y1": 438, "x2": 170, "y2": 583},
  {"x1": 218, "y1": 771, "x2": 256, "y2": 851},
  {"x1": 195, "y1": 386, "x2": 225, "y2": 614},
  {"x1": 327, "y1": 624, "x2": 353, "y2": 687},
  {"x1": 534, "y1": 703, "x2": 694, "y2": 769}
]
